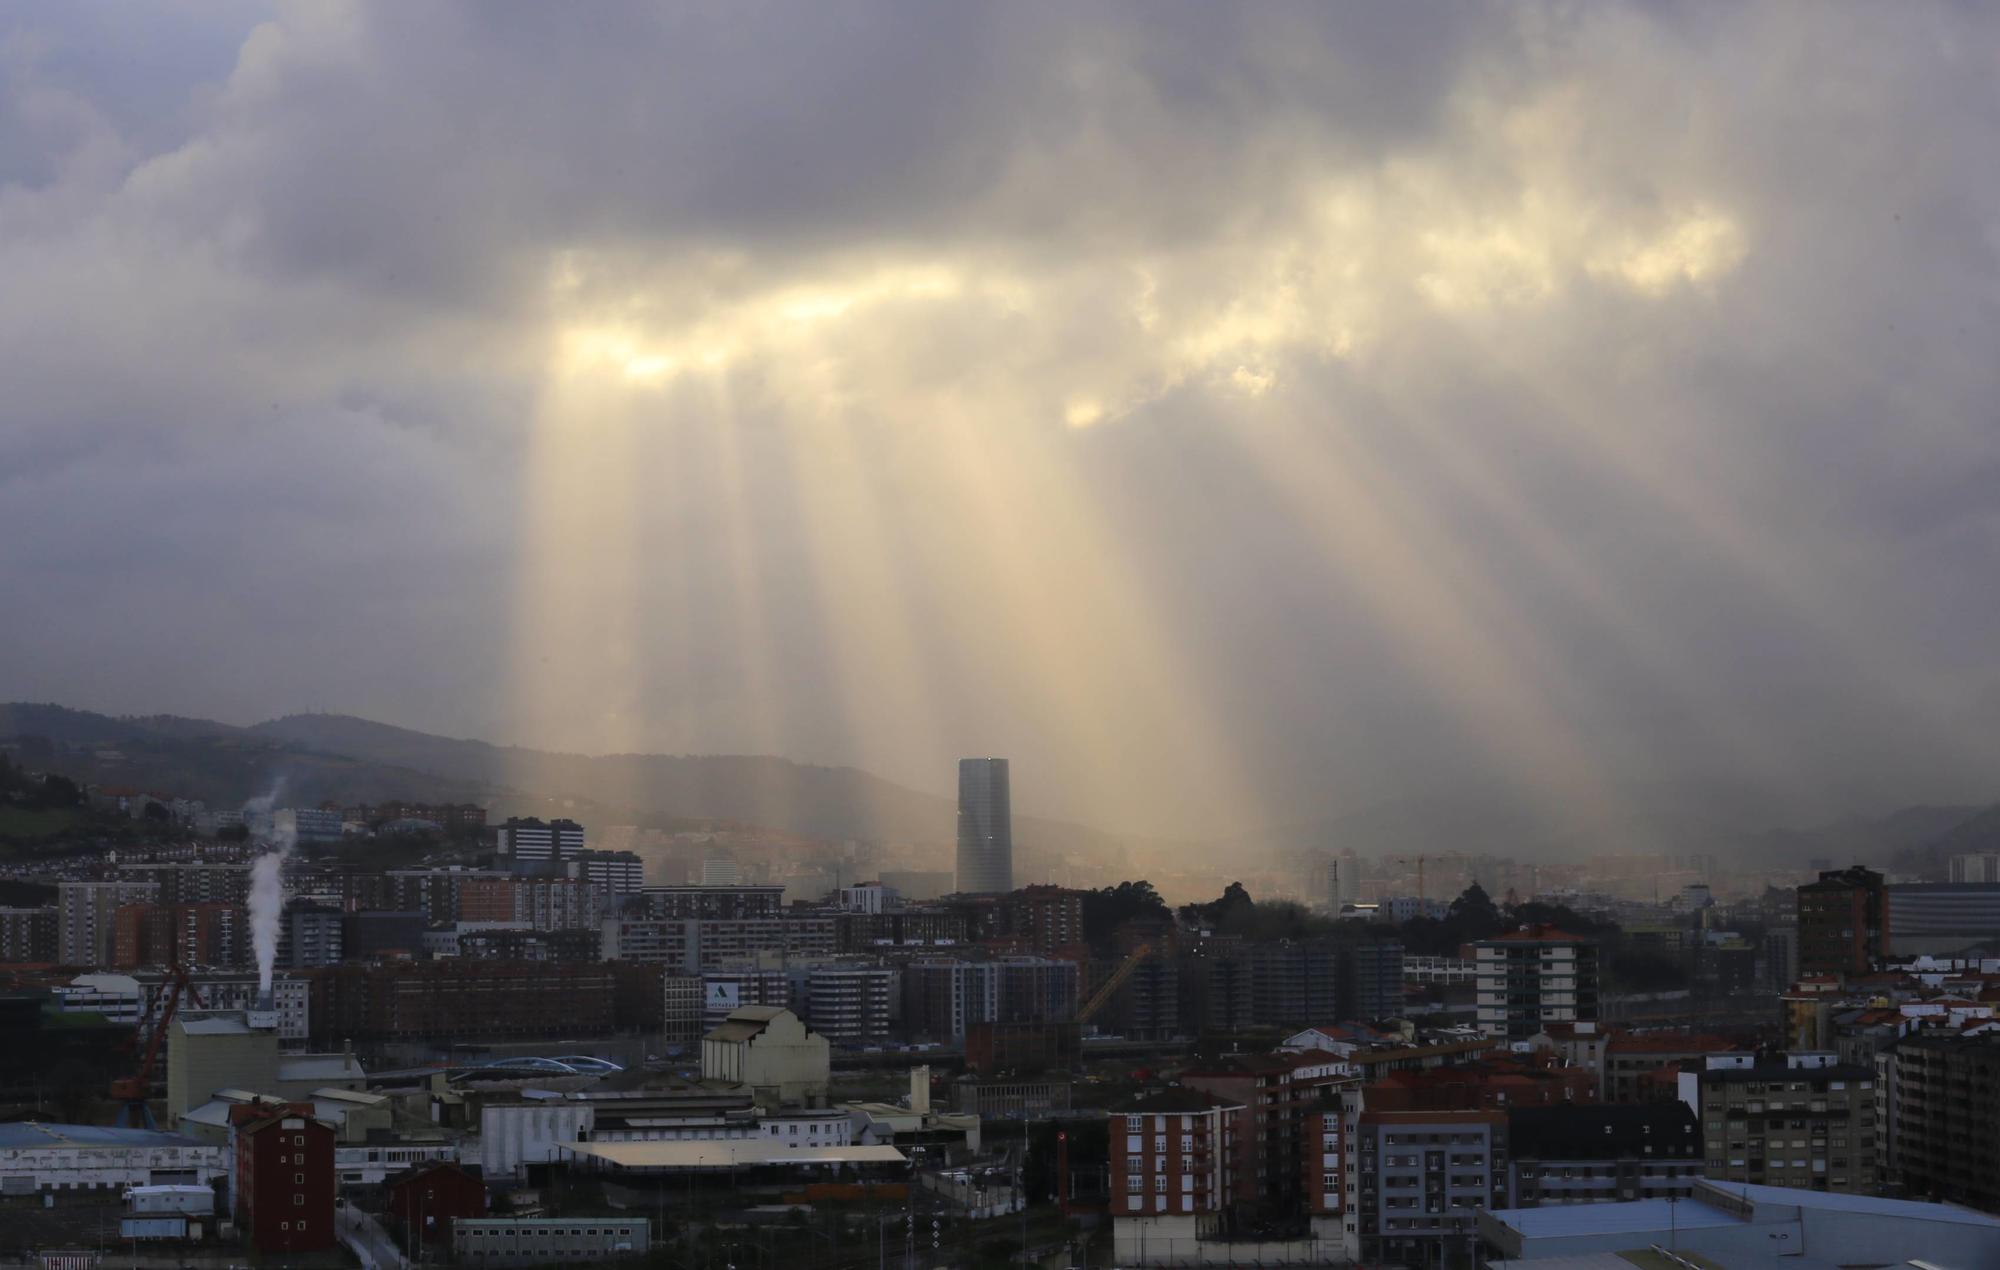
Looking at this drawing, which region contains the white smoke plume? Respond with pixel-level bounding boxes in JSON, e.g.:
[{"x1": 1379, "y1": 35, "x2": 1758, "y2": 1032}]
[{"x1": 243, "y1": 784, "x2": 296, "y2": 996}]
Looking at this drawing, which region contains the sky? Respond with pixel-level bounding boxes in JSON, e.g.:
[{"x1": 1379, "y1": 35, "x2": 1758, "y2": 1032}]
[{"x1": 3, "y1": 1, "x2": 1999, "y2": 842}]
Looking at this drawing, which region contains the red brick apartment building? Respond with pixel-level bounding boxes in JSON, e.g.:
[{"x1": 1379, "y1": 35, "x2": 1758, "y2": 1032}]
[
  {"x1": 112, "y1": 902, "x2": 245, "y2": 969},
  {"x1": 1109, "y1": 1089, "x2": 1242, "y2": 1218},
  {"x1": 1181, "y1": 1052, "x2": 1357, "y2": 1213},
  {"x1": 231, "y1": 1103, "x2": 335, "y2": 1253}
]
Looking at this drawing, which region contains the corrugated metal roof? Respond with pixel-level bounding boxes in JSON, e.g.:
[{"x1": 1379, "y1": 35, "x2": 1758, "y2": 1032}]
[
  {"x1": 1704, "y1": 1181, "x2": 2000, "y2": 1225},
  {"x1": 0, "y1": 1122, "x2": 210, "y2": 1150},
  {"x1": 1488, "y1": 1197, "x2": 1741, "y2": 1237}
]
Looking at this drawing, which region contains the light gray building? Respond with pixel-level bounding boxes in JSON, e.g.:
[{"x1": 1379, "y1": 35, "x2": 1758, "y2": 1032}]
[
  {"x1": 58, "y1": 880, "x2": 158, "y2": 965},
  {"x1": 453, "y1": 1217, "x2": 649, "y2": 1265},
  {"x1": 954, "y1": 758, "x2": 1012, "y2": 896},
  {"x1": 1885, "y1": 883, "x2": 2000, "y2": 956},
  {"x1": 804, "y1": 963, "x2": 896, "y2": 1046}
]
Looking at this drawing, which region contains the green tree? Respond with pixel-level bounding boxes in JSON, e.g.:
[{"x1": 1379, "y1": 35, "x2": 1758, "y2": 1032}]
[
  {"x1": 1180, "y1": 881, "x2": 1255, "y2": 929},
  {"x1": 1082, "y1": 881, "x2": 1170, "y2": 945},
  {"x1": 1448, "y1": 882, "x2": 1501, "y2": 932}
]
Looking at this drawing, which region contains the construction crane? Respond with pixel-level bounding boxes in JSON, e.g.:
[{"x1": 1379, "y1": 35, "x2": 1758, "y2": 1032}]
[
  {"x1": 1392, "y1": 852, "x2": 1476, "y2": 906},
  {"x1": 1076, "y1": 943, "x2": 1152, "y2": 1025},
  {"x1": 110, "y1": 963, "x2": 204, "y2": 1129}
]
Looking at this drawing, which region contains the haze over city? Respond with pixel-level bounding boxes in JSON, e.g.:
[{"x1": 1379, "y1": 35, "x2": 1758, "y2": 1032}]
[
  {"x1": 16, "y1": 7, "x2": 2000, "y2": 1270},
  {"x1": 6, "y1": 1, "x2": 2000, "y2": 848}
]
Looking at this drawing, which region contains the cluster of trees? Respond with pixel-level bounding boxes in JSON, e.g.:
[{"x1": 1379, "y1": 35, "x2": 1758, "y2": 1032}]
[
  {"x1": 1081, "y1": 874, "x2": 1697, "y2": 995},
  {"x1": 0, "y1": 755, "x2": 83, "y2": 811},
  {"x1": 1393, "y1": 882, "x2": 1613, "y2": 957},
  {"x1": 1080, "y1": 880, "x2": 1170, "y2": 948}
]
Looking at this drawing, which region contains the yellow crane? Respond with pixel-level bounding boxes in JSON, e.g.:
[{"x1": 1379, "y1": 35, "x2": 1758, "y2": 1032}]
[{"x1": 1077, "y1": 942, "x2": 1153, "y2": 1025}]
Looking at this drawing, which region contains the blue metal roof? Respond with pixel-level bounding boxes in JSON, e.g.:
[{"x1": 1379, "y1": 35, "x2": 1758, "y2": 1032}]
[
  {"x1": 1712, "y1": 1181, "x2": 2000, "y2": 1225},
  {"x1": 1488, "y1": 1198, "x2": 1740, "y2": 1238},
  {"x1": 0, "y1": 1122, "x2": 209, "y2": 1150}
]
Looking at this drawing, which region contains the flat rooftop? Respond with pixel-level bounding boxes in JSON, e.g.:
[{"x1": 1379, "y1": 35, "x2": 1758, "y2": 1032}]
[
  {"x1": 0, "y1": 1123, "x2": 209, "y2": 1151},
  {"x1": 560, "y1": 1141, "x2": 905, "y2": 1170},
  {"x1": 1488, "y1": 1198, "x2": 1741, "y2": 1239},
  {"x1": 1705, "y1": 1181, "x2": 2000, "y2": 1226}
]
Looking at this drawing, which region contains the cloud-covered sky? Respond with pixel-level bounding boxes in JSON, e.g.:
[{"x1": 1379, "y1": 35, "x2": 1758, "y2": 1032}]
[{"x1": 4, "y1": 1, "x2": 1999, "y2": 841}]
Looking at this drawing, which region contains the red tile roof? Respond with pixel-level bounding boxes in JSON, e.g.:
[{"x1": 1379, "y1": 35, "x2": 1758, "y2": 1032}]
[
  {"x1": 1486, "y1": 925, "x2": 1588, "y2": 942},
  {"x1": 1605, "y1": 1031, "x2": 1744, "y2": 1054}
]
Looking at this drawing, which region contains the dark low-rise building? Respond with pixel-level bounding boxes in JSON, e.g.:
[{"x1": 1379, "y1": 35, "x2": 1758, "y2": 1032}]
[
  {"x1": 387, "y1": 1160, "x2": 487, "y2": 1250},
  {"x1": 454, "y1": 1217, "x2": 650, "y2": 1266},
  {"x1": 1505, "y1": 1102, "x2": 1703, "y2": 1207},
  {"x1": 342, "y1": 910, "x2": 427, "y2": 961}
]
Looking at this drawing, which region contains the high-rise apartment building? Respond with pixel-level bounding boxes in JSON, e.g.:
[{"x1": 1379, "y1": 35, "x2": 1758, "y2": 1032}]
[
  {"x1": 119, "y1": 863, "x2": 251, "y2": 907},
  {"x1": 495, "y1": 818, "x2": 585, "y2": 866},
  {"x1": 1878, "y1": 1032, "x2": 2000, "y2": 1212},
  {"x1": 380, "y1": 867, "x2": 509, "y2": 923},
  {"x1": 1764, "y1": 925, "x2": 1798, "y2": 992},
  {"x1": 113, "y1": 902, "x2": 248, "y2": 969},
  {"x1": 1689, "y1": 1052, "x2": 1876, "y2": 1193},
  {"x1": 277, "y1": 900, "x2": 345, "y2": 969},
  {"x1": 0, "y1": 906, "x2": 57, "y2": 962},
  {"x1": 955, "y1": 758, "x2": 1012, "y2": 895},
  {"x1": 567, "y1": 850, "x2": 645, "y2": 895},
  {"x1": 662, "y1": 976, "x2": 704, "y2": 1047},
  {"x1": 804, "y1": 963, "x2": 897, "y2": 1047},
  {"x1": 631, "y1": 886, "x2": 786, "y2": 921},
  {"x1": 459, "y1": 877, "x2": 604, "y2": 931},
  {"x1": 1247, "y1": 939, "x2": 1405, "y2": 1029},
  {"x1": 59, "y1": 880, "x2": 158, "y2": 965},
  {"x1": 699, "y1": 856, "x2": 743, "y2": 887},
  {"x1": 900, "y1": 956, "x2": 1079, "y2": 1040},
  {"x1": 1473, "y1": 926, "x2": 1599, "y2": 1041},
  {"x1": 1796, "y1": 866, "x2": 1885, "y2": 978},
  {"x1": 598, "y1": 915, "x2": 835, "y2": 970},
  {"x1": 1949, "y1": 853, "x2": 2000, "y2": 884}
]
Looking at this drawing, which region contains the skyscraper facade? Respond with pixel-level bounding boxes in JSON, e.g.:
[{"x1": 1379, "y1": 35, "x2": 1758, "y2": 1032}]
[{"x1": 955, "y1": 758, "x2": 1013, "y2": 895}]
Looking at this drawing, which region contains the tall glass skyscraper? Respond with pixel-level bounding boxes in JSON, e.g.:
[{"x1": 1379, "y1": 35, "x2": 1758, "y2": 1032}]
[{"x1": 955, "y1": 757, "x2": 1013, "y2": 895}]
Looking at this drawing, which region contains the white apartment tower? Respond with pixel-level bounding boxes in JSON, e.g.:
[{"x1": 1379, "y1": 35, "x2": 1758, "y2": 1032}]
[{"x1": 1474, "y1": 925, "x2": 1600, "y2": 1041}]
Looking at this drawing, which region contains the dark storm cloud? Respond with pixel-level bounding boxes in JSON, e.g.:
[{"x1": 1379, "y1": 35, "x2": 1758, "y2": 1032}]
[{"x1": 3, "y1": 1, "x2": 1998, "y2": 839}]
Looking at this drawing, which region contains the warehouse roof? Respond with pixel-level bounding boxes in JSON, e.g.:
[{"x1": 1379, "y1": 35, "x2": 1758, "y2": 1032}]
[
  {"x1": 1486, "y1": 1197, "x2": 1740, "y2": 1239},
  {"x1": 0, "y1": 1122, "x2": 210, "y2": 1151},
  {"x1": 1705, "y1": 1181, "x2": 2000, "y2": 1225}
]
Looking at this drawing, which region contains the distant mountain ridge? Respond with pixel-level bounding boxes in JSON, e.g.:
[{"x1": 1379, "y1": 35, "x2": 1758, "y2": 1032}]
[
  {"x1": 0, "y1": 703, "x2": 1134, "y2": 859},
  {"x1": 249, "y1": 711, "x2": 960, "y2": 845},
  {"x1": 5, "y1": 701, "x2": 1997, "y2": 877},
  {"x1": 0, "y1": 702, "x2": 493, "y2": 809}
]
